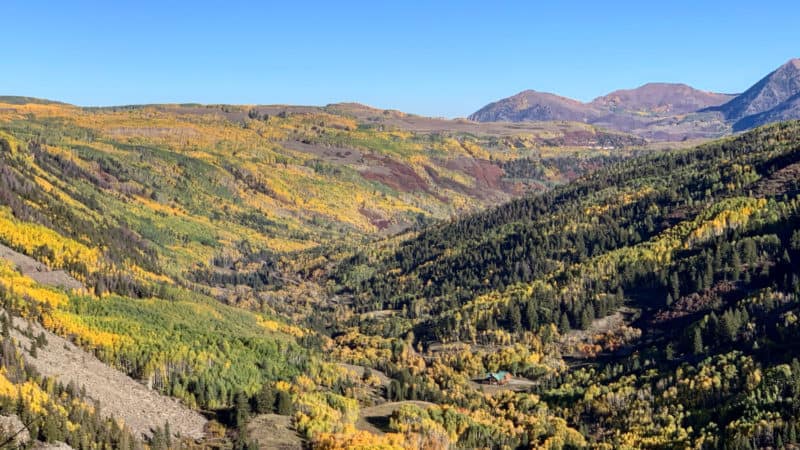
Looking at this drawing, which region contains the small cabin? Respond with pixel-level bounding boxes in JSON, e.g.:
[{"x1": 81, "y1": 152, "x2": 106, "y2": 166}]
[{"x1": 482, "y1": 371, "x2": 512, "y2": 385}]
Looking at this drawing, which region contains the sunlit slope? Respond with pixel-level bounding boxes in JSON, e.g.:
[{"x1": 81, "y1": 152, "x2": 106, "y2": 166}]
[
  {"x1": 334, "y1": 121, "x2": 800, "y2": 341},
  {"x1": 0, "y1": 99, "x2": 641, "y2": 287}
]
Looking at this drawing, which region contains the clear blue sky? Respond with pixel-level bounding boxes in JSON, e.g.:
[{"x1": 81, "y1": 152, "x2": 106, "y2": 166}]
[{"x1": 2, "y1": 1, "x2": 798, "y2": 117}]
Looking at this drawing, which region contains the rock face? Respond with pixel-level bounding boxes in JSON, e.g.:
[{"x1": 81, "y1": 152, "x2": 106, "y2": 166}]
[
  {"x1": 709, "y1": 59, "x2": 800, "y2": 123},
  {"x1": 0, "y1": 414, "x2": 30, "y2": 446},
  {"x1": 470, "y1": 58, "x2": 800, "y2": 139},
  {"x1": 732, "y1": 91, "x2": 800, "y2": 131}
]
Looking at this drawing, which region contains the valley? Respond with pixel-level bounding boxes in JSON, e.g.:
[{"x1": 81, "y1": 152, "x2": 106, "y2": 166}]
[
  {"x1": 4, "y1": 2, "x2": 800, "y2": 448},
  {"x1": 0, "y1": 92, "x2": 799, "y2": 449}
]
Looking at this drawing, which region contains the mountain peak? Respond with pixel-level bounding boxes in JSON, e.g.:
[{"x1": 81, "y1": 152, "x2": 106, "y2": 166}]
[
  {"x1": 711, "y1": 58, "x2": 800, "y2": 123},
  {"x1": 590, "y1": 83, "x2": 733, "y2": 114},
  {"x1": 783, "y1": 58, "x2": 800, "y2": 70},
  {"x1": 468, "y1": 90, "x2": 595, "y2": 123}
]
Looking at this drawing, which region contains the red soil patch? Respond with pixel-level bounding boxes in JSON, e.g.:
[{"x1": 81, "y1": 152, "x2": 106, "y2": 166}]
[
  {"x1": 443, "y1": 157, "x2": 506, "y2": 191},
  {"x1": 358, "y1": 207, "x2": 392, "y2": 230},
  {"x1": 360, "y1": 156, "x2": 450, "y2": 202}
]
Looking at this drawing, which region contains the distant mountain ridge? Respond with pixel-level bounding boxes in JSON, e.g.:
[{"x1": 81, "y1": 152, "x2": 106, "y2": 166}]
[
  {"x1": 470, "y1": 58, "x2": 800, "y2": 140},
  {"x1": 468, "y1": 90, "x2": 599, "y2": 123},
  {"x1": 590, "y1": 82, "x2": 734, "y2": 114}
]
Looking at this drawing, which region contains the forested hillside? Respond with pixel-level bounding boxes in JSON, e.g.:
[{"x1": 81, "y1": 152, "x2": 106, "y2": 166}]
[
  {"x1": 3, "y1": 93, "x2": 800, "y2": 449},
  {"x1": 325, "y1": 121, "x2": 800, "y2": 448},
  {"x1": 0, "y1": 98, "x2": 644, "y2": 448}
]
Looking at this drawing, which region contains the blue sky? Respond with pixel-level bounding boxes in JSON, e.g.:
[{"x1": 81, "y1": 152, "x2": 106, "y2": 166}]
[{"x1": 2, "y1": 1, "x2": 798, "y2": 117}]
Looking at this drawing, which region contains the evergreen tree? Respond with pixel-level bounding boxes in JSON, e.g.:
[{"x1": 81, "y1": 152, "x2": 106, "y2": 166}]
[
  {"x1": 253, "y1": 384, "x2": 276, "y2": 414},
  {"x1": 670, "y1": 272, "x2": 680, "y2": 301},
  {"x1": 276, "y1": 390, "x2": 293, "y2": 415},
  {"x1": 693, "y1": 328, "x2": 704, "y2": 355},
  {"x1": 558, "y1": 313, "x2": 571, "y2": 333},
  {"x1": 234, "y1": 392, "x2": 249, "y2": 430}
]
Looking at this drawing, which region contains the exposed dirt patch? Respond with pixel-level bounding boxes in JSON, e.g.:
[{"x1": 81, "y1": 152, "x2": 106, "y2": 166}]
[
  {"x1": 8, "y1": 314, "x2": 207, "y2": 440},
  {"x1": 247, "y1": 414, "x2": 303, "y2": 450},
  {"x1": 423, "y1": 165, "x2": 472, "y2": 195},
  {"x1": 281, "y1": 140, "x2": 364, "y2": 165},
  {"x1": 753, "y1": 160, "x2": 800, "y2": 197},
  {"x1": 468, "y1": 377, "x2": 539, "y2": 394},
  {"x1": 106, "y1": 126, "x2": 200, "y2": 140},
  {"x1": 560, "y1": 308, "x2": 643, "y2": 358},
  {"x1": 360, "y1": 156, "x2": 435, "y2": 196},
  {"x1": 653, "y1": 282, "x2": 734, "y2": 323},
  {"x1": 358, "y1": 207, "x2": 392, "y2": 230},
  {"x1": 356, "y1": 401, "x2": 435, "y2": 435},
  {"x1": 0, "y1": 414, "x2": 29, "y2": 446},
  {"x1": 0, "y1": 243, "x2": 84, "y2": 292},
  {"x1": 31, "y1": 442, "x2": 74, "y2": 450}
]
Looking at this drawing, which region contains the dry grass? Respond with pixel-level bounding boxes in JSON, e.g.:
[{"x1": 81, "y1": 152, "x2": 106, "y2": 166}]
[{"x1": 247, "y1": 414, "x2": 303, "y2": 450}]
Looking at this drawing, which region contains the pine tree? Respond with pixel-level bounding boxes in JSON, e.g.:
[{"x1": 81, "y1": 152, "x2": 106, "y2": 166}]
[
  {"x1": 276, "y1": 390, "x2": 293, "y2": 415},
  {"x1": 580, "y1": 308, "x2": 593, "y2": 330},
  {"x1": 665, "y1": 344, "x2": 675, "y2": 361},
  {"x1": 164, "y1": 421, "x2": 172, "y2": 449},
  {"x1": 234, "y1": 392, "x2": 249, "y2": 430},
  {"x1": 559, "y1": 312, "x2": 571, "y2": 333},
  {"x1": 731, "y1": 249, "x2": 741, "y2": 281},
  {"x1": 254, "y1": 384, "x2": 276, "y2": 414},
  {"x1": 693, "y1": 328, "x2": 704, "y2": 355},
  {"x1": 509, "y1": 304, "x2": 522, "y2": 334},
  {"x1": 670, "y1": 273, "x2": 680, "y2": 300},
  {"x1": 703, "y1": 254, "x2": 714, "y2": 289}
]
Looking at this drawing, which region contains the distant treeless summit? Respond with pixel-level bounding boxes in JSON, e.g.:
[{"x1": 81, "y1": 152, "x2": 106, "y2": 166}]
[{"x1": 471, "y1": 58, "x2": 800, "y2": 140}]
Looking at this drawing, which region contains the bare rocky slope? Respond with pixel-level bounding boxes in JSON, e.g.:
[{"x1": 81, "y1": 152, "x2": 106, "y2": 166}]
[
  {"x1": 0, "y1": 243, "x2": 206, "y2": 440},
  {"x1": 708, "y1": 58, "x2": 800, "y2": 123},
  {"x1": 0, "y1": 244, "x2": 84, "y2": 292},
  {"x1": 9, "y1": 315, "x2": 207, "y2": 439}
]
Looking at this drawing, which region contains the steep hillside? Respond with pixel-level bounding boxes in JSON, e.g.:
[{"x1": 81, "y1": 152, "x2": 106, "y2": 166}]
[
  {"x1": 9, "y1": 314, "x2": 207, "y2": 439},
  {"x1": 0, "y1": 99, "x2": 641, "y2": 256},
  {"x1": 334, "y1": 121, "x2": 800, "y2": 337},
  {"x1": 710, "y1": 58, "x2": 800, "y2": 122},
  {"x1": 327, "y1": 121, "x2": 800, "y2": 448},
  {"x1": 733, "y1": 91, "x2": 800, "y2": 131}
]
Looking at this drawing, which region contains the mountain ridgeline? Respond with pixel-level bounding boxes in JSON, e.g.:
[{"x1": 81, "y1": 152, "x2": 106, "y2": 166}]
[{"x1": 471, "y1": 58, "x2": 800, "y2": 141}]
